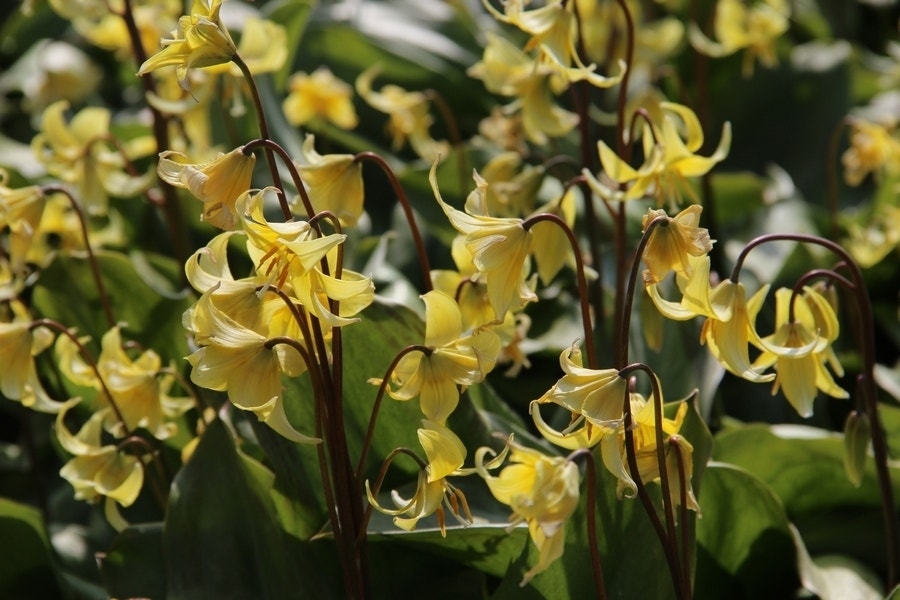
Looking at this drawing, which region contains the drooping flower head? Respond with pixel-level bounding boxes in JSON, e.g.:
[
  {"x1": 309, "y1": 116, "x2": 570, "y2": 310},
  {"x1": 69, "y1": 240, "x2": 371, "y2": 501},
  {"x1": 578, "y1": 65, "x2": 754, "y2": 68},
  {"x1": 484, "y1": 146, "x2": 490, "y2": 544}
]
[
  {"x1": 283, "y1": 67, "x2": 358, "y2": 130},
  {"x1": 641, "y1": 204, "x2": 714, "y2": 284},
  {"x1": 137, "y1": 0, "x2": 237, "y2": 89}
]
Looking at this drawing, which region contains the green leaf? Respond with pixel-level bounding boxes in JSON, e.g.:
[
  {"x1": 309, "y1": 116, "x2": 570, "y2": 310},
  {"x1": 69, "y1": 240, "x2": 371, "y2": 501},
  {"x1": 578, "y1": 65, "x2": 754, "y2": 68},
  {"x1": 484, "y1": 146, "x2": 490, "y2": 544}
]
[
  {"x1": 164, "y1": 418, "x2": 338, "y2": 599},
  {"x1": 97, "y1": 522, "x2": 165, "y2": 600},
  {"x1": 694, "y1": 463, "x2": 800, "y2": 599},
  {"x1": 32, "y1": 250, "x2": 192, "y2": 364},
  {"x1": 264, "y1": 0, "x2": 318, "y2": 90},
  {"x1": 0, "y1": 497, "x2": 68, "y2": 600},
  {"x1": 713, "y1": 423, "x2": 900, "y2": 514}
]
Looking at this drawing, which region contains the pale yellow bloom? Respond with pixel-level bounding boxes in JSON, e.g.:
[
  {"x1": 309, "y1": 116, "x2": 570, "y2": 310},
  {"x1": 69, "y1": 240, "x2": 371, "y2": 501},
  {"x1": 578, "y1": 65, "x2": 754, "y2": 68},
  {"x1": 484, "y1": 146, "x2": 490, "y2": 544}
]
[
  {"x1": 478, "y1": 440, "x2": 580, "y2": 586},
  {"x1": 283, "y1": 67, "x2": 358, "y2": 129},
  {"x1": 585, "y1": 102, "x2": 731, "y2": 207},
  {"x1": 0, "y1": 302, "x2": 61, "y2": 413},
  {"x1": 31, "y1": 101, "x2": 154, "y2": 215},
  {"x1": 841, "y1": 119, "x2": 900, "y2": 186},
  {"x1": 689, "y1": 0, "x2": 790, "y2": 77},
  {"x1": 701, "y1": 282, "x2": 774, "y2": 383},
  {"x1": 55, "y1": 326, "x2": 192, "y2": 439},
  {"x1": 356, "y1": 66, "x2": 449, "y2": 162},
  {"x1": 431, "y1": 163, "x2": 536, "y2": 320},
  {"x1": 185, "y1": 289, "x2": 319, "y2": 444},
  {"x1": 751, "y1": 286, "x2": 848, "y2": 417},
  {"x1": 296, "y1": 135, "x2": 364, "y2": 227},
  {"x1": 0, "y1": 171, "x2": 46, "y2": 273},
  {"x1": 137, "y1": 0, "x2": 236, "y2": 89},
  {"x1": 157, "y1": 147, "x2": 256, "y2": 230},
  {"x1": 600, "y1": 394, "x2": 700, "y2": 516},
  {"x1": 388, "y1": 291, "x2": 500, "y2": 424},
  {"x1": 640, "y1": 204, "x2": 713, "y2": 284}
]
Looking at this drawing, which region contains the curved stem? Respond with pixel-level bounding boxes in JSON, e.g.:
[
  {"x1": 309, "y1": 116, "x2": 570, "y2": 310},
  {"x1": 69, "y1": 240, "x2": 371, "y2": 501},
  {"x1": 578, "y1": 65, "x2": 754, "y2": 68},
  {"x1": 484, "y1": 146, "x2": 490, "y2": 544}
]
[
  {"x1": 617, "y1": 216, "x2": 668, "y2": 368},
  {"x1": 232, "y1": 54, "x2": 291, "y2": 220},
  {"x1": 424, "y1": 89, "x2": 467, "y2": 194},
  {"x1": 354, "y1": 152, "x2": 433, "y2": 292},
  {"x1": 356, "y1": 345, "x2": 433, "y2": 479},
  {"x1": 358, "y1": 447, "x2": 428, "y2": 543},
  {"x1": 566, "y1": 449, "x2": 607, "y2": 600},
  {"x1": 40, "y1": 186, "x2": 115, "y2": 329},
  {"x1": 242, "y1": 137, "x2": 313, "y2": 221},
  {"x1": 523, "y1": 213, "x2": 597, "y2": 368},
  {"x1": 731, "y1": 232, "x2": 898, "y2": 586}
]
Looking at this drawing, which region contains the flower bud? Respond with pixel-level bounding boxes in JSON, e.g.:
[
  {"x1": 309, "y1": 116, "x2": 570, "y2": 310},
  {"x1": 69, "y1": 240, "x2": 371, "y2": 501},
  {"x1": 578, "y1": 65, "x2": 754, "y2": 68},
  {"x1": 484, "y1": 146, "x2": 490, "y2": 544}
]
[{"x1": 843, "y1": 410, "x2": 871, "y2": 487}]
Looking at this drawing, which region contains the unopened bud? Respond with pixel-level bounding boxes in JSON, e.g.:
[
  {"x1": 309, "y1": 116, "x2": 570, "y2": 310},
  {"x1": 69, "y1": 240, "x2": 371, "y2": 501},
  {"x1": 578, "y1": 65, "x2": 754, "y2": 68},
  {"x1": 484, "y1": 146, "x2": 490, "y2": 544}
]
[{"x1": 843, "y1": 410, "x2": 871, "y2": 487}]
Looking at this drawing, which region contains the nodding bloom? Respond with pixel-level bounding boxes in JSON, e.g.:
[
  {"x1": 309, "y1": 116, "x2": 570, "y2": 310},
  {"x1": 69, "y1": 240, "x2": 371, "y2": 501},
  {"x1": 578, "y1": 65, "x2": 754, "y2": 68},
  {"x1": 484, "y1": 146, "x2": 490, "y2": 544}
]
[
  {"x1": 0, "y1": 170, "x2": 46, "y2": 273},
  {"x1": 386, "y1": 290, "x2": 500, "y2": 424},
  {"x1": 530, "y1": 343, "x2": 626, "y2": 450},
  {"x1": 184, "y1": 288, "x2": 319, "y2": 444},
  {"x1": 283, "y1": 67, "x2": 358, "y2": 130},
  {"x1": 431, "y1": 163, "x2": 536, "y2": 321},
  {"x1": 841, "y1": 118, "x2": 900, "y2": 186},
  {"x1": 752, "y1": 286, "x2": 848, "y2": 417},
  {"x1": 31, "y1": 101, "x2": 154, "y2": 215},
  {"x1": 55, "y1": 398, "x2": 144, "y2": 530},
  {"x1": 640, "y1": 204, "x2": 714, "y2": 284},
  {"x1": 477, "y1": 440, "x2": 581, "y2": 586},
  {"x1": 688, "y1": 0, "x2": 790, "y2": 77},
  {"x1": 479, "y1": 0, "x2": 625, "y2": 87},
  {"x1": 296, "y1": 135, "x2": 364, "y2": 227},
  {"x1": 584, "y1": 102, "x2": 731, "y2": 207},
  {"x1": 600, "y1": 389, "x2": 700, "y2": 517},
  {"x1": 238, "y1": 189, "x2": 374, "y2": 329},
  {"x1": 366, "y1": 421, "x2": 497, "y2": 536},
  {"x1": 55, "y1": 325, "x2": 192, "y2": 440},
  {"x1": 157, "y1": 147, "x2": 256, "y2": 231},
  {"x1": 356, "y1": 66, "x2": 448, "y2": 162},
  {"x1": 137, "y1": 0, "x2": 237, "y2": 89},
  {"x1": 0, "y1": 301, "x2": 61, "y2": 413},
  {"x1": 701, "y1": 281, "x2": 774, "y2": 384},
  {"x1": 468, "y1": 32, "x2": 579, "y2": 145}
]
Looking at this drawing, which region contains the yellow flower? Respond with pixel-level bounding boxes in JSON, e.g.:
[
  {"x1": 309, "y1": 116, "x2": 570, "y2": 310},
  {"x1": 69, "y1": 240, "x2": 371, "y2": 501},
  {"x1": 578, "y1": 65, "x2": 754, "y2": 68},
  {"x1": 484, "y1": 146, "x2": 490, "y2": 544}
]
[
  {"x1": 296, "y1": 135, "x2": 364, "y2": 227},
  {"x1": 468, "y1": 33, "x2": 579, "y2": 145},
  {"x1": 157, "y1": 147, "x2": 256, "y2": 230},
  {"x1": 55, "y1": 398, "x2": 144, "y2": 529},
  {"x1": 356, "y1": 66, "x2": 449, "y2": 162},
  {"x1": 283, "y1": 67, "x2": 358, "y2": 130},
  {"x1": 480, "y1": 0, "x2": 625, "y2": 87},
  {"x1": 535, "y1": 343, "x2": 626, "y2": 430},
  {"x1": 585, "y1": 102, "x2": 731, "y2": 206},
  {"x1": 239, "y1": 189, "x2": 374, "y2": 328},
  {"x1": 431, "y1": 163, "x2": 536, "y2": 320},
  {"x1": 0, "y1": 302, "x2": 62, "y2": 413},
  {"x1": 55, "y1": 326, "x2": 191, "y2": 440},
  {"x1": 388, "y1": 291, "x2": 500, "y2": 424},
  {"x1": 137, "y1": 0, "x2": 236, "y2": 89},
  {"x1": 185, "y1": 289, "x2": 319, "y2": 444},
  {"x1": 751, "y1": 286, "x2": 848, "y2": 417},
  {"x1": 0, "y1": 171, "x2": 46, "y2": 273},
  {"x1": 688, "y1": 0, "x2": 790, "y2": 77},
  {"x1": 841, "y1": 119, "x2": 900, "y2": 186},
  {"x1": 640, "y1": 204, "x2": 713, "y2": 284},
  {"x1": 478, "y1": 440, "x2": 580, "y2": 586},
  {"x1": 366, "y1": 420, "x2": 474, "y2": 535},
  {"x1": 845, "y1": 205, "x2": 900, "y2": 268},
  {"x1": 600, "y1": 393, "x2": 700, "y2": 515},
  {"x1": 646, "y1": 254, "x2": 735, "y2": 321},
  {"x1": 700, "y1": 281, "x2": 774, "y2": 383},
  {"x1": 31, "y1": 101, "x2": 154, "y2": 215}
]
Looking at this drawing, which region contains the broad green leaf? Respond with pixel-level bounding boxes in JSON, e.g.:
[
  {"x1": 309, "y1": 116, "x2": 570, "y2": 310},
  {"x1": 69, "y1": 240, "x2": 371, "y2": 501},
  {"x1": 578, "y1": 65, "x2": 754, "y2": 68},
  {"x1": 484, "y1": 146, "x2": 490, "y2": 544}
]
[
  {"x1": 32, "y1": 250, "x2": 192, "y2": 364},
  {"x1": 164, "y1": 418, "x2": 338, "y2": 599},
  {"x1": 0, "y1": 497, "x2": 68, "y2": 599},
  {"x1": 793, "y1": 525, "x2": 884, "y2": 600},
  {"x1": 97, "y1": 522, "x2": 165, "y2": 599},
  {"x1": 694, "y1": 463, "x2": 800, "y2": 599},
  {"x1": 713, "y1": 423, "x2": 900, "y2": 513}
]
